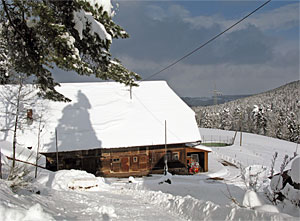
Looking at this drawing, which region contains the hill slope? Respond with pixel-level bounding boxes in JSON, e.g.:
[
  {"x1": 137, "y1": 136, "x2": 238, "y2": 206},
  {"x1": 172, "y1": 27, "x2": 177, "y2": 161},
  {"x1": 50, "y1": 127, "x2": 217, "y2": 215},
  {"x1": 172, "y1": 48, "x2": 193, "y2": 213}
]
[
  {"x1": 182, "y1": 94, "x2": 252, "y2": 107},
  {"x1": 193, "y1": 80, "x2": 300, "y2": 142}
]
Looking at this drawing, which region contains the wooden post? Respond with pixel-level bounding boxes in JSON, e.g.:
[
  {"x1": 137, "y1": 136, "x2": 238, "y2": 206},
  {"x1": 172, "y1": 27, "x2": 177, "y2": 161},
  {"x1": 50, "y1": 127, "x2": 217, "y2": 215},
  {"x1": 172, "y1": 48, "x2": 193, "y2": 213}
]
[
  {"x1": 164, "y1": 120, "x2": 168, "y2": 175},
  {"x1": 205, "y1": 152, "x2": 208, "y2": 172},
  {"x1": 240, "y1": 131, "x2": 243, "y2": 146},
  {"x1": 55, "y1": 128, "x2": 59, "y2": 171},
  {"x1": 239, "y1": 111, "x2": 243, "y2": 146},
  {"x1": 35, "y1": 117, "x2": 42, "y2": 178},
  {"x1": 232, "y1": 131, "x2": 238, "y2": 145},
  {"x1": 130, "y1": 85, "x2": 132, "y2": 100}
]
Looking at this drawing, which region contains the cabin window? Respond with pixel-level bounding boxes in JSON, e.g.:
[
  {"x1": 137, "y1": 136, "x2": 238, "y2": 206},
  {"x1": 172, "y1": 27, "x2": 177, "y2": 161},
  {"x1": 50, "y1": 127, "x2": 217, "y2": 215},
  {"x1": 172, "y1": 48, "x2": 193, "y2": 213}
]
[
  {"x1": 47, "y1": 157, "x2": 54, "y2": 164},
  {"x1": 112, "y1": 158, "x2": 120, "y2": 163},
  {"x1": 172, "y1": 152, "x2": 179, "y2": 161},
  {"x1": 191, "y1": 154, "x2": 199, "y2": 163},
  {"x1": 133, "y1": 156, "x2": 138, "y2": 163},
  {"x1": 166, "y1": 152, "x2": 172, "y2": 161}
]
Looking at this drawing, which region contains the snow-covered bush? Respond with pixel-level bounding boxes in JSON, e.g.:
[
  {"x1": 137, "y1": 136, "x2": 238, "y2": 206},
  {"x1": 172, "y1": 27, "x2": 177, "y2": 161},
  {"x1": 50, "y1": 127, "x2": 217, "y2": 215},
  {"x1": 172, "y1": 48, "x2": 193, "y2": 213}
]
[
  {"x1": 290, "y1": 157, "x2": 300, "y2": 184},
  {"x1": 242, "y1": 189, "x2": 263, "y2": 208},
  {"x1": 266, "y1": 154, "x2": 299, "y2": 207},
  {"x1": 224, "y1": 164, "x2": 268, "y2": 208},
  {"x1": 7, "y1": 164, "x2": 32, "y2": 193},
  {"x1": 1, "y1": 148, "x2": 33, "y2": 192},
  {"x1": 240, "y1": 164, "x2": 268, "y2": 192}
]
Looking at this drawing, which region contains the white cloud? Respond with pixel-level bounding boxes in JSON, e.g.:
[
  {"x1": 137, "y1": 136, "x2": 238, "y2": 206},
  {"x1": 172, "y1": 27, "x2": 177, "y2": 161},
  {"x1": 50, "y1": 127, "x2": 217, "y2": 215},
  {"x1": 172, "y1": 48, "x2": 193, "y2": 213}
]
[
  {"x1": 168, "y1": 62, "x2": 299, "y2": 97},
  {"x1": 116, "y1": 54, "x2": 165, "y2": 74},
  {"x1": 110, "y1": 1, "x2": 299, "y2": 97},
  {"x1": 116, "y1": 54, "x2": 299, "y2": 97},
  {"x1": 145, "y1": 5, "x2": 166, "y2": 21},
  {"x1": 242, "y1": 3, "x2": 299, "y2": 31},
  {"x1": 183, "y1": 3, "x2": 299, "y2": 32}
]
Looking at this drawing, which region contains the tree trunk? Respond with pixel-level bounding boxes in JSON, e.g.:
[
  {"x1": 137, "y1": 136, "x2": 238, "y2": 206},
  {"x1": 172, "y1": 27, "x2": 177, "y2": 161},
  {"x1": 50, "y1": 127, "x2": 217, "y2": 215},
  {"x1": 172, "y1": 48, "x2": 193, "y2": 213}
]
[
  {"x1": 35, "y1": 116, "x2": 43, "y2": 178},
  {"x1": 12, "y1": 80, "x2": 23, "y2": 168}
]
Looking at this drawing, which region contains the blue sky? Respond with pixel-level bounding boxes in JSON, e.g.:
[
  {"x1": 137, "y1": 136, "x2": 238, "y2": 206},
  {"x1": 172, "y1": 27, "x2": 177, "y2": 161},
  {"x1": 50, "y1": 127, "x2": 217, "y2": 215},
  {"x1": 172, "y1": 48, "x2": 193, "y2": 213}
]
[
  {"x1": 109, "y1": 0, "x2": 299, "y2": 97},
  {"x1": 54, "y1": 0, "x2": 299, "y2": 97}
]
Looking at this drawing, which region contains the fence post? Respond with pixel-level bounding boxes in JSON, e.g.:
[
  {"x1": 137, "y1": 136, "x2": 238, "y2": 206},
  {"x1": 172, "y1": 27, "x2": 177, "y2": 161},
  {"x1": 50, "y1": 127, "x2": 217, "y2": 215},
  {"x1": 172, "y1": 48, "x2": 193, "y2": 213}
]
[
  {"x1": 232, "y1": 131, "x2": 238, "y2": 145},
  {"x1": 240, "y1": 131, "x2": 242, "y2": 146}
]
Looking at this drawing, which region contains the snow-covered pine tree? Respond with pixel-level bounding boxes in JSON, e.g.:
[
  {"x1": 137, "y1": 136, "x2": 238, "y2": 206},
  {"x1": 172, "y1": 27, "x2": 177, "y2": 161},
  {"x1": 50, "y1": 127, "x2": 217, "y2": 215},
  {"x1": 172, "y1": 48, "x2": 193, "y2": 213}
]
[
  {"x1": 0, "y1": 32, "x2": 9, "y2": 84},
  {"x1": 232, "y1": 106, "x2": 241, "y2": 131},
  {"x1": 194, "y1": 81, "x2": 299, "y2": 143},
  {"x1": 286, "y1": 111, "x2": 299, "y2": 143},
  {"x1": 0, "y1": 0, "x2": 140, "y2": 102},
  {"x1": 276, "y1": 110, "x2": 286, "y2": 140},
  {"x1": 202, "y1": 111, "x2": 213, "y2": 128},
  {"x1": 251, "y1": 105, "x2": 267, "y2": 135},
  {"x1": 220, "y1": 108, "x2": 232, "y2": 130}
]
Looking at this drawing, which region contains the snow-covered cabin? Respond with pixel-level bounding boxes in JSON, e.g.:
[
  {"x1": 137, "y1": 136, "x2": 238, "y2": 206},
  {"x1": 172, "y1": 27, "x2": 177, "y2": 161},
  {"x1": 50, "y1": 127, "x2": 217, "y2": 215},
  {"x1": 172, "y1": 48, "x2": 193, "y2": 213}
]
[{"x1": 0, "y1": 81, "x2": 210, "y2": 177}]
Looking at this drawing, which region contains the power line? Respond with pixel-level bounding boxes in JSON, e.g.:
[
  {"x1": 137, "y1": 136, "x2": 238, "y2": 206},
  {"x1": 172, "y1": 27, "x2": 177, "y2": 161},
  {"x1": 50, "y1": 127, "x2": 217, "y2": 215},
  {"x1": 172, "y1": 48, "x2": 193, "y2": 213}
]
[
  {"x1": 142, "y1": 0, "x2": 272, "y2": 82},
  {"x1": 132, "y1": 91, "x2": 183, "y2": 141}
]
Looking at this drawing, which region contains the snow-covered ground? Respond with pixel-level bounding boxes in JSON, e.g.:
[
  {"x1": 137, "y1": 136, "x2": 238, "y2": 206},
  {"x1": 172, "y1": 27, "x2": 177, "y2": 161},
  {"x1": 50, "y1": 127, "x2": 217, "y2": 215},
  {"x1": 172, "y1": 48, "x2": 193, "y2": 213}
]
[
  {"x1": 200, "y1": 128, "x2": 298, "y2": 172},
  {"x1": 1, "y1": 128, "x2": 299, "y2": 220}
]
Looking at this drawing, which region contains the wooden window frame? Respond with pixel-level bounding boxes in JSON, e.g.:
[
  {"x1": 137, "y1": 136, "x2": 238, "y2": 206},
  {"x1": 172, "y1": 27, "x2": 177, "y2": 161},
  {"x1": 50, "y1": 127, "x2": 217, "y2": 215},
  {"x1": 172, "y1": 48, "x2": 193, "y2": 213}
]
[
  {"x1": 112, "y1": 158, "x2": 120, "y2": 163},
  {"x1": 133, "y1": 156, "x2": 138, "y2": 163},
  {"x1": 172, "y1": 152, "x2": 179, "y2": 161}
]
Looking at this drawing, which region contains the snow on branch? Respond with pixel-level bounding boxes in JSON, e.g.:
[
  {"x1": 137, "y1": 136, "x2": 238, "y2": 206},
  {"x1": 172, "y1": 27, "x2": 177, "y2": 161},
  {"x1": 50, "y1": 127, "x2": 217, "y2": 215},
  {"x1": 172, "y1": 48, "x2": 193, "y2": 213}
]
[{"x1": 73, "y1": 9, "x2": 112, "y2": 42}]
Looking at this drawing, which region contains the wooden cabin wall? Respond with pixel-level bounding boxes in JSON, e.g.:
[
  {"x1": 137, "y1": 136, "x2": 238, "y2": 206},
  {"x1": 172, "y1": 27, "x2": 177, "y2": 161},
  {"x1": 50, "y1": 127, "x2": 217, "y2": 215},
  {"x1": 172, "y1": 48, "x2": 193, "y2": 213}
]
[
  {"x1": 43, "y1": 145, "x2": 209, "y2": 177},
  {"x1": 149, "y1": 147, "x2": 188, "y2": 175},
  {"x1": 99, "y1": 146, "x2": 188, "y2": 177},
  {"x1": 98, "y1": 147, "x2": 150, "y2": 177}
]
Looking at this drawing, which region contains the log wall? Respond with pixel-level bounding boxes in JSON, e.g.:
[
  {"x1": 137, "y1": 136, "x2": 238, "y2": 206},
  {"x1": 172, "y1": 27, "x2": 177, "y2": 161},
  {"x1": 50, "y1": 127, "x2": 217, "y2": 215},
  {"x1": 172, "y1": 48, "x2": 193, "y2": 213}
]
[{"x1": 42, "y1": 144, "x2": 209, "y2": 177}]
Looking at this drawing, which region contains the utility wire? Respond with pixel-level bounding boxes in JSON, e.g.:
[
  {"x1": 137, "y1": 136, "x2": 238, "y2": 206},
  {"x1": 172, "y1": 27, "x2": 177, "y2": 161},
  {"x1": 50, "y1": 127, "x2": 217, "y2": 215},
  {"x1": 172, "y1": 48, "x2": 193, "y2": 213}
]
[
  {"x1": 132, "y1": 91, "x2": 183, "y2": 141},
  {"x1": 141, "y1": 0, "x2": 272, "y2": 82}
]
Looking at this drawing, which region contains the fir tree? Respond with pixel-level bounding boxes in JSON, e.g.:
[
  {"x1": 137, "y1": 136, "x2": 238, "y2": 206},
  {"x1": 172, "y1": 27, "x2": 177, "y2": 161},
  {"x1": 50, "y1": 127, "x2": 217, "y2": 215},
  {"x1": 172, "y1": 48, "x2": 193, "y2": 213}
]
[
  {"x1": 220, "y1": 108, "x2": 232, "y2": 130},
  {"x1": 0, "y1": 0, "x2": 140, "y2": 102},
  {"x1": 194, "y1": 81, "x2": 299, "y2": 143}
]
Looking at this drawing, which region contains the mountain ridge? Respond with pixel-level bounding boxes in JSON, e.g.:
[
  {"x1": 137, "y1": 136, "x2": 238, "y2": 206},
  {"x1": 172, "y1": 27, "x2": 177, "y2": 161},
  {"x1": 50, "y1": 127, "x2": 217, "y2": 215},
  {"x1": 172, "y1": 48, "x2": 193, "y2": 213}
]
[{"x1": 192, "y1": 80, "x2": 299, "y2": 143}]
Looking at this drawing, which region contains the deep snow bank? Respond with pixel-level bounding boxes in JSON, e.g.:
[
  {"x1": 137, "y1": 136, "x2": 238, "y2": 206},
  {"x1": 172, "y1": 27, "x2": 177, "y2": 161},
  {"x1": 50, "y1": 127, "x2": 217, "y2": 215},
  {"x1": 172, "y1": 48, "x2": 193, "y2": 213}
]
[
  {"x1": 118, "y1": 183, "x2": 292, "y2": 220},
  {"x1": 44, "y1": 169, "x2": 109, "y2": 191},
  {"x1": 0, "y1": 180, "x2": 54, "y2": 221}
]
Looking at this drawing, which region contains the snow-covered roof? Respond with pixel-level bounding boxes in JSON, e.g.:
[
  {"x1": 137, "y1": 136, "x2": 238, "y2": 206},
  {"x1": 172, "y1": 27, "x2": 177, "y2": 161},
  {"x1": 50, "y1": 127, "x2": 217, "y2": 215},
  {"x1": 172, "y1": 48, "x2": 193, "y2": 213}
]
[
  {"x1": 192, "y1": 145, "x2": 212, "y2": 152},
  {"x1": 0, "y1": 81, "x2": 201, "y2": 153}
]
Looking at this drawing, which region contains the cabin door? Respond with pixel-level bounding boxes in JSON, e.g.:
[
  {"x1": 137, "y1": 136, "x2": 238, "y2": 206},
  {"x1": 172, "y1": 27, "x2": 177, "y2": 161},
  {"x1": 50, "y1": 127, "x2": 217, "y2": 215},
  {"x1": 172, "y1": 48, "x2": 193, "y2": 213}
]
[
  {"x1": 82, "y1": 157, "x2": 96, "y2": 174},
  {"x1": 121, "y1": 157, "x2": 130, "y2": 172}
]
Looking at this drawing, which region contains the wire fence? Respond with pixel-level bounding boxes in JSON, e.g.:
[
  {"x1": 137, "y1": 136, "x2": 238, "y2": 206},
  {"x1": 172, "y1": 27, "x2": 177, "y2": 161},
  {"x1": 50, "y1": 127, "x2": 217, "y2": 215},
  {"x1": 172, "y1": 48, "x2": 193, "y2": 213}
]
[{"x1": 201, "y1": 135, "x2": 234, "y2": 145}]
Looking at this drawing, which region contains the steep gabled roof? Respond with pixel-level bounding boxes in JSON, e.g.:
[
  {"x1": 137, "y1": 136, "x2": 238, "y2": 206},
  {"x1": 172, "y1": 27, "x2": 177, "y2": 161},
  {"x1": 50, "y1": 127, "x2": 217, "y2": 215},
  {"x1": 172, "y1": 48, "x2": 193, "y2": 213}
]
[{"x1": 0, "y1": 81, "x2": 201, "y2": 153}]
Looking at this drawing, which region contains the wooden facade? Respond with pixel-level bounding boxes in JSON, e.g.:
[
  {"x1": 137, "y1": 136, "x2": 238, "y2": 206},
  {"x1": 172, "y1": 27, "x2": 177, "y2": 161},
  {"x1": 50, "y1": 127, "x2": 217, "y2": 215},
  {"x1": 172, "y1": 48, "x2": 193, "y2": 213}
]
[{"x1": 41, "y1": 143, "x2": 210, "y2": 177}]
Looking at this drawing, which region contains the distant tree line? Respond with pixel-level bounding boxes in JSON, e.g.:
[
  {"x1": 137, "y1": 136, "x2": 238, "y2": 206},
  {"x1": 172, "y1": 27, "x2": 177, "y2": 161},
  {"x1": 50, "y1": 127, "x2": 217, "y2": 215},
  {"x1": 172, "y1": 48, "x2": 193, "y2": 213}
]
[{"x1": 193, "y1": 81, "x2": 300, "y2": 143}]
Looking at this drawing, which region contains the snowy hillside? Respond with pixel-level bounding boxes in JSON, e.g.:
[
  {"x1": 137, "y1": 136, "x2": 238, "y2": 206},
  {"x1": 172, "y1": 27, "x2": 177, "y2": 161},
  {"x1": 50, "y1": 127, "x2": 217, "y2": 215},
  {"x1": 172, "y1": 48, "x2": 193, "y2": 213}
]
[
  {"x1": 194, "y1": 81, "x2": 300, "y2": 143},
  {"x1": 1, "y1": 128, "x2": 299, "y2": 220},
  {"x1": 182, "y1": 94, "x2": 252, "y2": 107}
]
